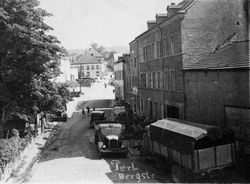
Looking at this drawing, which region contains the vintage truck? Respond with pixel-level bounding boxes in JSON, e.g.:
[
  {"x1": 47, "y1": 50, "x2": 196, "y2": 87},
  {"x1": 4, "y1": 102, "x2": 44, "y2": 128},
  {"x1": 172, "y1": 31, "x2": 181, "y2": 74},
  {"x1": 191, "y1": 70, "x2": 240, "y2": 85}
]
[
  {"x1": 95, "y1": 123, "x2": 128, "y2": 157},
  {"x1": 141, "y1": 118, "x2": 235, "y2": 182}
]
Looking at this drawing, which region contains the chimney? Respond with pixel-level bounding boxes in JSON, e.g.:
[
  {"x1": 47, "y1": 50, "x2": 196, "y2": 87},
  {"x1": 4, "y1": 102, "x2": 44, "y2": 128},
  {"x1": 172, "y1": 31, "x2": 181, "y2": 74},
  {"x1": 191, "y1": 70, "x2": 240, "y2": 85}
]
[
  {"x1": 167, "y1": 2, "x2": 181, "y2": 17},
  {"x1": 147, "y1": 20, "x2": 157, "y2": 30},
  {"x1": 156, "y1": 14, "x2": 168, "y2": 24}
]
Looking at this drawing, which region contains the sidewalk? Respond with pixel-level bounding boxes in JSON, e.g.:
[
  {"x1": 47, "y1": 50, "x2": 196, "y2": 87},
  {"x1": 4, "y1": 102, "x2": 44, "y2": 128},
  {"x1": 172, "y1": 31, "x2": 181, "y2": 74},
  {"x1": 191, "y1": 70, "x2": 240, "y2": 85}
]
[{"x1": 5, "y1": 132, "x2": 50, "y2": 184}]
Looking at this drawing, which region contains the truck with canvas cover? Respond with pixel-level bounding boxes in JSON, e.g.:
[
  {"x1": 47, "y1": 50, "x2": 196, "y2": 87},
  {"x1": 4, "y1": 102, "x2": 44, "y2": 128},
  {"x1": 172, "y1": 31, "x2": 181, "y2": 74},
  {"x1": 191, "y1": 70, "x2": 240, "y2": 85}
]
[{"x1": 142, "y1": 118, "x2": 235, "y2": 182}]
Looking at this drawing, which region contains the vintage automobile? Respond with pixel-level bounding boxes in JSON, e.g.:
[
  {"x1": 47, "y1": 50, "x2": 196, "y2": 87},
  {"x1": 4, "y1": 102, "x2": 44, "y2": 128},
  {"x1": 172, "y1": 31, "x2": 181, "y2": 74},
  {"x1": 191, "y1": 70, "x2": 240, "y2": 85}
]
[
  {"x1": 51, "y1": 111, "x2": 67, "y2": 122},
  {"x1": 89, "y1": 111, "x2": 105, "y2": 128},
  {"x1": 95, "y1": 123, "x2": 128, "y2": 157},
  {"x1": 141, "y1": 118, "x2": 235, "y2": 183}
]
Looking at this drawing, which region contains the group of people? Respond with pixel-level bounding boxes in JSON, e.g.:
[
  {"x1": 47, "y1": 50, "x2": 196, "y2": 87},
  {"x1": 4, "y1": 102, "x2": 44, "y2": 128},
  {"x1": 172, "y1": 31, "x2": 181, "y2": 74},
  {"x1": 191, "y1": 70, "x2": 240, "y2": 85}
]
[{"x1": 82, "y1": 106, "x2": 95, "y2": 117}]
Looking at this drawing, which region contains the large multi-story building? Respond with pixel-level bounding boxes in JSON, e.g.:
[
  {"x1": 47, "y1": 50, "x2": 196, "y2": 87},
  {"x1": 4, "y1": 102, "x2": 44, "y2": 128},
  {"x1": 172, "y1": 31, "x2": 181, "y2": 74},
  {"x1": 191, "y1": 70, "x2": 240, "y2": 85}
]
[
  {"x1": 70, "y1": 48, "x2": 103, "y2": 81},
  {"x1": 128, "y1": 0, "x2": 248, "y2": 122}
]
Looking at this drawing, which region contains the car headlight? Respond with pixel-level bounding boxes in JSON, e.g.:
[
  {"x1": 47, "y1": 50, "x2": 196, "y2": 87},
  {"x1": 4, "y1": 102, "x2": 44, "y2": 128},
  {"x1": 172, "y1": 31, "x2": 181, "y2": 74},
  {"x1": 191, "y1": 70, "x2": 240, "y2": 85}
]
[
  {"x1": 121, "y1": 144, "x2": 125, "y2": 148},
  {"x1": 102, "y1": 145, "x2": 106, "y2": 149}
]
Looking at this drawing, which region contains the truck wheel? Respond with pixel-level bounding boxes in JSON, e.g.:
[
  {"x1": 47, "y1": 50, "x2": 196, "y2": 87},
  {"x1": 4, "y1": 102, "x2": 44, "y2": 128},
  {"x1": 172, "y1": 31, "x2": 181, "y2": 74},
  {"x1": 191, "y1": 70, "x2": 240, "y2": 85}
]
[{"x1": 171, "y1": 165, "x2": 185, "y2": 183}]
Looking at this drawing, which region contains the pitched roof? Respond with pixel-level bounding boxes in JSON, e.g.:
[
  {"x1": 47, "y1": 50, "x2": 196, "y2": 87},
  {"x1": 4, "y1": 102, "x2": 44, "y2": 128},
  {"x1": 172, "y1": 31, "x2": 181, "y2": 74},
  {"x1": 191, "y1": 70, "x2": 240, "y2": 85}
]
[
  {"x1": 184, "y1": 41, "x2": 250, "y2": 70},
  {"x1": 72, "y1": 54, "x2": 101, "y2": 64}
]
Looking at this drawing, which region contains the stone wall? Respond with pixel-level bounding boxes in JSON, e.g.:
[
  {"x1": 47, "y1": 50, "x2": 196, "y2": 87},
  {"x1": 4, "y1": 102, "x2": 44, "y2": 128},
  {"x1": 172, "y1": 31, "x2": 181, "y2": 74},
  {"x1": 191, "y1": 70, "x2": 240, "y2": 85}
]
[
  {"x1": 182, "y1": 0, "x2": 249, "y2": 67},
  {"x1": 184, "y1": 69, "x2": 249, "y2": 127}
]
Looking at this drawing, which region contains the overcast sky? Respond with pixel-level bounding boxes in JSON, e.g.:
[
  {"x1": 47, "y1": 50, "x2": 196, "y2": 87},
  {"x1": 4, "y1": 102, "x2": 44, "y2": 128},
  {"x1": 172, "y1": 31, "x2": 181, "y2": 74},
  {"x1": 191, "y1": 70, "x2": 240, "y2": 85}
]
[{"x1": 39, "y1": 0, "x2": 182, "y2": 50}]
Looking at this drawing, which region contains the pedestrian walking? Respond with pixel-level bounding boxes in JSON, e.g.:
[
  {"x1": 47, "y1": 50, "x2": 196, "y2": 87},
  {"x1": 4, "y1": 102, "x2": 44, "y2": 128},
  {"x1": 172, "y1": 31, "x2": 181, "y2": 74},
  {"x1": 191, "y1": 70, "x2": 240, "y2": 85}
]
[
  {"x1": 93, "y1": 107, "x2": 95, "y2": 111},
  {"x1": 86, "y1": 106, "x2": 90, "y2": 116}
]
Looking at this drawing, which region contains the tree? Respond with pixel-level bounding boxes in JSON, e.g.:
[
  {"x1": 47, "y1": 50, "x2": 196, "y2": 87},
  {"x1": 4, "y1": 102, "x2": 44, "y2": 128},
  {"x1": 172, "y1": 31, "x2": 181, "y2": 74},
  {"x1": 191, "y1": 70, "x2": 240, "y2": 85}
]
[{"x1": 0, "y1": 0, "x2": 64, "y2": 133}]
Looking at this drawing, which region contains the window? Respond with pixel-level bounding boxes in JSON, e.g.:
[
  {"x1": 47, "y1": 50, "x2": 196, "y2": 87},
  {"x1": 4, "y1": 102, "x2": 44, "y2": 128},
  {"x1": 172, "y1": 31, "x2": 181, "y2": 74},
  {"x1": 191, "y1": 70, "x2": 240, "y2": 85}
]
[
  {"x1": 154, "y1": 42, "x2": 157, "y2": 59},
  {"x1": 163, "y1": 39, "x2": 167, "y2": 56},
  {"x1": 160, "y1": 72, "x2": 163, "y2": 89},
  {"x1": 96, "y1": 71, "x2": 99, "y2": 76},
  {"x1": 143, "y1": 47, "x2": 146, "y2": 61},
  {"x1": 151, "y1": 43, "x2": 155, "y2": 59},
  {"x1": 96, "y1": 65, "x2": 99, "y2": 70},
  {"x1": 91, "y1": 65, "x2": 94, "y2": 70},
  {"x1": 170, "y1": 70, "x2": 175, "y2": 90},
  {"x1": 134, "y1": 58, "x2": 137, "y2": 67},
  {"x1": 164, "y1": 71, "x2": 169, "y2": 90},
  {"x1": 87, "y1": 72, "x2": 90, "y2": 76},
  {"x1": 157, "y1": 41, "x2": 161, "y2": 58},
  {"x1": 81, "y1": 65, "x2": 84, "y2": 70},
  {"x1": 170, "y1": 36, "x2": 174, "y2": 55},
  {"x1": 153, "y1": 72, "x2": 155, "y2": 88},
  {"x1": 157, "y1": 72, "x2": 161, "y2": 89},
  {"x1": 149, "y1": 73, "x2": 152, "y2": 88},
  {"x1": 87, "y1": 65, "x2": 90, "y2": 70}
]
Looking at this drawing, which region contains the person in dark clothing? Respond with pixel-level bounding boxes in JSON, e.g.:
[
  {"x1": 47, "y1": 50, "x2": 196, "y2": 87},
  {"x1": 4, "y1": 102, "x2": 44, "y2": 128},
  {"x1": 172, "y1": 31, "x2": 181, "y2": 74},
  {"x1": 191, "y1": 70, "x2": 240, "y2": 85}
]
[
  {"x1": 86, "y1": 106, "x2": 90, "y2": 116},
  {"x1": 93, "y1": 107, "x2": 95, "y2": 111}
]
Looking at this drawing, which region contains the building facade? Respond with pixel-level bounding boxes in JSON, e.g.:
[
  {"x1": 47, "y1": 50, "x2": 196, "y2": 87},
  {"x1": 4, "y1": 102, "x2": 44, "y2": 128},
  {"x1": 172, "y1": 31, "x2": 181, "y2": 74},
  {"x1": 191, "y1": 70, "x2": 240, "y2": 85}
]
[
  {"x1": 114, "y1": 55, "x2": 130, "y2": 101},
  {"x1": 70, "y1": 48, "x2": 103, "y2": 81},
  {"x1": 125, "y1": 40, "x2": 139, "y2": 114},
  {"x1": 128, "y1": 0, "x2": 248, "y2": 122},
  {"x1": 184, "y1": 41, "x2": 250, "y2": 153}
]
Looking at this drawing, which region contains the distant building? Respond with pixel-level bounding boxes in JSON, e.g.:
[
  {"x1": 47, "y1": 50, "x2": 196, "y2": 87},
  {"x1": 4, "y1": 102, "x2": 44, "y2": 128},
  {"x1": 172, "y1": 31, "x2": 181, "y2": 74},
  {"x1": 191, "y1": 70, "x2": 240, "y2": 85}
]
[
  {"x1": 70, "y1": 48, "x2": 103, "y2": 80},
  {"x1": 114, "y1": 54, "x2": 130, "y2": 101},
  {"x1": 124, "y1": 40, "x2": 139, "y2": 114},
  {"x1": 55, "y1": 57, "x2": 71, "y2": 83}
]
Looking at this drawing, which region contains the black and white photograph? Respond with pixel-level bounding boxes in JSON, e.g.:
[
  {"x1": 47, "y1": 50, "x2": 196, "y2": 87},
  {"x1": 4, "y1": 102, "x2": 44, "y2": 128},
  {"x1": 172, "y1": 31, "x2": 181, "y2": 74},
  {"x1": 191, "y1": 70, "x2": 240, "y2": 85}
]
[{"x1": 0, "y1": 0, "x2": 249, "y2": 183}]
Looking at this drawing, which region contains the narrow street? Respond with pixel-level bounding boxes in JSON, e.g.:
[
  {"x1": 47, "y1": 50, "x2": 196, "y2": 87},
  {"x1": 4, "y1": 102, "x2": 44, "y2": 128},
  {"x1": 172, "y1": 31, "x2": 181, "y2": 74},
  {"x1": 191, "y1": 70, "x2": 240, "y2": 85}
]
[
  {"x1": 6, "y1": 80, "x2": 249, "y2": 184},
  {"x1": 8, "y1": 81, "x2": 170, "y2": 184}
]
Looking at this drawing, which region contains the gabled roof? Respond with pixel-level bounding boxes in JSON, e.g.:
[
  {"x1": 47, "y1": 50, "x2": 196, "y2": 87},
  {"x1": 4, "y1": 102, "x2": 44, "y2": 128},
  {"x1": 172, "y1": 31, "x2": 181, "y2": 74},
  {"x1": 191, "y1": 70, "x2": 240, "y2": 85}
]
[
  {"x1": 72, "y1": 54, "x2": 102, "y2": 65},
  {"x1": 184, "y1": 41, "x2": 250, "y2": 70}
]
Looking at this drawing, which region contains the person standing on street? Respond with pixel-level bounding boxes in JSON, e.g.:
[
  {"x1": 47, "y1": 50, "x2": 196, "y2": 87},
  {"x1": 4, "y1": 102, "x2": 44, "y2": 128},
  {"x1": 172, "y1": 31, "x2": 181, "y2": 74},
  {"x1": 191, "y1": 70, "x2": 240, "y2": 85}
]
[{"x1": 86, "y1": 106, "x2": 90, "y2": 116}]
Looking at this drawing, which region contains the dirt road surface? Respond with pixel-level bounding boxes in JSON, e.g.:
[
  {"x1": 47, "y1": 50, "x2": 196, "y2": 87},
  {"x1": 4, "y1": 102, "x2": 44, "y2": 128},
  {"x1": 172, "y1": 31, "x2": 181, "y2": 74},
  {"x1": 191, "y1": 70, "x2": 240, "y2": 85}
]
[{"x1": 22, "y1": 111, "x2": 169, "y2": 183}]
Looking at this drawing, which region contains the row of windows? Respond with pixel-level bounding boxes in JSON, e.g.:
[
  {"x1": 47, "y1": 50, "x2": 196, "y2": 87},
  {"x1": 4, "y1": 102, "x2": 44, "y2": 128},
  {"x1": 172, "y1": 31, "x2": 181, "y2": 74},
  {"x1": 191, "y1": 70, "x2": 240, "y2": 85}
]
[
  {"x1": 140, "y1": 72, "x2": 163, "y2": 89},
  {"x1": 142, "y1": 36, "x2": 175, "y2": 62},
  {"x1": 80, "y1": 65, "x2": 100, "y2": 70},
  {"x1": 140, "y1": 70, "x2": 175, "y2": 90},
  {"x1": 79, "y1": 71, "x2": 99, "y2": 77},
  {"x1": 127, "y1": 75, "x2": 138, "y2": 88}
]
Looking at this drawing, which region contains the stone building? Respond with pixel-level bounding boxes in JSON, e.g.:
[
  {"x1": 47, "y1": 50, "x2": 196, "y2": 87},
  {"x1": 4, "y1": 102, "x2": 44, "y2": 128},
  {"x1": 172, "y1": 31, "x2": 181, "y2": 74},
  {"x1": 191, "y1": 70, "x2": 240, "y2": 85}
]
[
  {"x1": 129, "y1": 0, "x2": 248, "y2": 121},
  {"x1": 184, "y1": 40, "x2": 250, "y2": 153}
]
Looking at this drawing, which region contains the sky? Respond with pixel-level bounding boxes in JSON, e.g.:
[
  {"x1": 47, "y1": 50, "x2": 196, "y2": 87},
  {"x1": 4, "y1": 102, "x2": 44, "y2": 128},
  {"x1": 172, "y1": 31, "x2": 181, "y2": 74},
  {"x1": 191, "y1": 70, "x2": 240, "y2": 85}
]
[{"x1": 39, "y1": 0, "x2": 182, "y2": 50}]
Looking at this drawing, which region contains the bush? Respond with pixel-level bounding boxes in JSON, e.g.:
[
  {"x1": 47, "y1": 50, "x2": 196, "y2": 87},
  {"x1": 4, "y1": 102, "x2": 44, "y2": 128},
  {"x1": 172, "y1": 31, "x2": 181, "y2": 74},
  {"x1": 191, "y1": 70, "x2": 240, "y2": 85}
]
[{"x1": 0, "y1": 128, "x2": 32, "y2": 174}]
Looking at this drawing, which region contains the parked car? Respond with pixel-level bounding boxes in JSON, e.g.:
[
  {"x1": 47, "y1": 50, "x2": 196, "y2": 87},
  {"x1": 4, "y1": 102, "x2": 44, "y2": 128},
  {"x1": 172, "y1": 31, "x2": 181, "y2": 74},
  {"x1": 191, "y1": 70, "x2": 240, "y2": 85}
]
[
  {"x1": 89, "y1": 111, "x2": 105, "y2": 128},
  {"x1": 95, "y1": 123, "x2": 128, "y2": 157},
  {"x1": 51, "y1": 111, "x2": 67, "y2": 122},
  {"x1": 141, "y1": 118, "x2": 235, "y2": 183}
]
